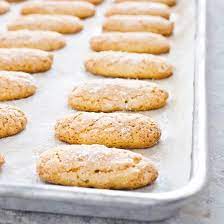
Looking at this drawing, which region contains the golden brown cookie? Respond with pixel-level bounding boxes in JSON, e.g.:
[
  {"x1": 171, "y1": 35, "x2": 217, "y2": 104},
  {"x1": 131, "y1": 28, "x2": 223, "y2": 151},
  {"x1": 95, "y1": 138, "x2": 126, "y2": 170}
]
[
  {"x1": 49, "y1": 0, "x2": 103, "y2": 5},
  {"x1": 37, "y1": 144, "x2": 158, "y2": 189},
  {"x1": 0, "y1": 104, "x2": 27, "y2": 138},
  {"x1": 85, "y1": 51, "x2": 173, "y2": 79},
  {"x1": 0, "y1": 71, "x2": 37, "y2": 101},
  {"x1": 105, "y1": 2, "x2": 170, "y2": 19},
  {"x1": 0, "y1": 30, "x2": 66, "y2": 51},
  {"x1": 0, "y1": 48, "x2": 53, "y2": 73},
  {"x1": 21, "y1": 1, "x2": 95, "y2": 19},
  {"x1": 103, "y1": 15, "x2": 174, "y2": 36},
  {"x1": 68, "y1": 79, "x2": 169, "y2": 112},
  {"x1": 0, "y1": 1, "x2": 9, "y2": 15},
  {"x1": 8, "y1": 15, "x2": 83, "y2": 34},
  {"x1": 114, "y1": 0, "x2": 176, "y2": 7},
  {"x1": 6, "y1": 0, "x2": 26, "y2": 2},
  {"x1": 55, "y1": 112, "x2": 161, "y2": 149},
  {"x1": 90, "y1": 32, "x2": 170, "y2": 54}
]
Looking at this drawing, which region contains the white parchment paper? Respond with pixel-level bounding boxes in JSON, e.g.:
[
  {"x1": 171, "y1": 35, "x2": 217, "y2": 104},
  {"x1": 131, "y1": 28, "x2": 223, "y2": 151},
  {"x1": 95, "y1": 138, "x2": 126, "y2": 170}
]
[{"x1": 0, "y1": 0, "x2": 195, "y2": 193}]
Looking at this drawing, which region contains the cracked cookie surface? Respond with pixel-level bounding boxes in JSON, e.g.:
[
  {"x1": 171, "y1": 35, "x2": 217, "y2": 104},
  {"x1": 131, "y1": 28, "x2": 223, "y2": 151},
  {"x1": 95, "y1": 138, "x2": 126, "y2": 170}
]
[
  {"x1": 114, "y1": 0, "x2": 176, "y2": 7},
  {"x1": 103, "y1": 15, "x2": 173, "y2": 36},
  {"x1": 90, "y1": 32, "x2": 170, "y2": 54},
  {"x1": 105, "y1": 2, "x2": 170, "y2": 19},
  {"x1": 21, "y1": 1, "x2": 95, "y2": 19},
  {"x1": 8, "y1": 15, "x2": 83, "y2": 34},
  {"x1": 68, "y1": 79, "x2": 169, "y2": 112},
  {"x1": 55, "y1": 112, "x2": 161, "y2": 149},
  {"x1": 0, "y1": 71, "x2": 37, "y2": 101},
  {"x1": 0, "y1": 104, "x2": 27, "y2": 138},
  {"x1": 37, "y1": 144, "x2": 158, "y2": 189},
  {"x1": 0, "y1": 48, "x2": 53, "y2": 73},
  {"x1": 85, "y1": 51, "x2": 173, "y2": 79},
  {"x1": 0, "y1": 30, "x2": 66, "y2": 51}
]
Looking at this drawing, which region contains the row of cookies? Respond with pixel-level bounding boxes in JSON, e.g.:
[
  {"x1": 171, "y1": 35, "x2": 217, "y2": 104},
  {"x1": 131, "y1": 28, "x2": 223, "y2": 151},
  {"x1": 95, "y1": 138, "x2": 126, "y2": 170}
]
[
  {"x1": 0, "y1": 0, "x2": 107, "y2": 100},
  {"x1": 0, "y1": 1, "x2": 103, "y2": 163},
  {"x1": 36, "y1": 0, "x2": 177, "y2": 190},
  {"x1": 0, "y1": 0, "x2": 174, "y2": 190},
  {"x1": 0, "y1": 1, "x2": 108, "y2": 138}
]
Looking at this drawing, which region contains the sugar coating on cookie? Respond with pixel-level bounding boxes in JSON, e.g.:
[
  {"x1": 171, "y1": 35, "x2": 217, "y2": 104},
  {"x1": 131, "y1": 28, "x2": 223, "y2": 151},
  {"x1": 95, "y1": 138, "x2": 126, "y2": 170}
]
[
  {"x1": 8, "y1": 15, "x2": 83, "y2": 34},
  {"x1": 90, "y1": 32, "x2": 170, "y2": 54},
  {"x1": 0, "y1": 48, "x2": 53, "y2": 73},
  {"x1": 0, "y1": 30, "x2": 66, "y2": 51},
  {"x1": 105, "y1": 2, "x2": 170, "y2": 19},
  {"x1": 114, "y1": 0, "x2": 176, "y2": 7},
  {"x1": 0, "y1": 104, "x2": 27, "y2": 138},
  {"x1": 48, "y1": 0, "x2": 104, "y2": 6},
  {"x1": 21, "y1": 1, "x2": 95, "y2": 19},
  {"x1": 0, "y1": 71, "x2": 37, "y2": 101},
  {"x1": 68, "y1": 79, "x2": 169, "y2": 112},
  {"x1": 55, "y1": 112, "x2": 161, "y2": 149},
  {"x1": 0, "y1": 1, "x2": 9, "y2": 15},
  {"x1": 37, "y1": 144, "x2": 158, "y2": 189},
  {"x1": 103, "y1": 15, "x2": 174, "y2": 36},
  {"x1": 85, "y1": 51, "x2": 173, "y2": 79}
]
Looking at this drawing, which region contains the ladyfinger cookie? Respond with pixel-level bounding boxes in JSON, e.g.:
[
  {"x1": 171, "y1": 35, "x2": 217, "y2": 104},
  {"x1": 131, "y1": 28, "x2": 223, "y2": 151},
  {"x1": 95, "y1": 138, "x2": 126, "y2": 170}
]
[
  {"x1": 0, "y1": 30, "x2": 66, "y2": 51},
  {"x1": 55, "y1": 112, "x2": 161, "y2": 149},
  {"x1": 8, "y1": 15, "x2": 83, "y2": 34},
  {"x1": 21, "y1": 1, "x2": 95, "y2": 19},
  {"x1": 0, "y1": 48, "x2": 53, "y2": 73},
  {"x1": 105, "y1": 2, "x2": 170, "y2": 19},
  {"x1": 0, "y1": 1, "x2": 9, "y2": 15},
  {"x1": 103, "y1": 15, "x2": 174, "y2": 36},
  {"x1": 85, "y1": 51, "x2": 173, "y2": 79},
  {"x1": 68, "y1": 79, "x2": 169, "y2": 112},
  {"x1": 37, "y1": 144, "x2": 158, "y2": 189},
  {"x1": 0, "y1": 104, "x2": 27, "y2": 138},
  {"x1": 0, "y1": 71, "x2": 37, "y2": 101},
  {"x1": 90, "y1": 32, "x2": 170, "y2": 54},
  {"x1": 49, "y1": 0, "x2": 103, "y2": 6},
  {"x1": 6, "y1": 0, "x2": 26, "y2": 2},
  {"x1": 114, "y1": 0, "x2": 176, "y2": 7}
]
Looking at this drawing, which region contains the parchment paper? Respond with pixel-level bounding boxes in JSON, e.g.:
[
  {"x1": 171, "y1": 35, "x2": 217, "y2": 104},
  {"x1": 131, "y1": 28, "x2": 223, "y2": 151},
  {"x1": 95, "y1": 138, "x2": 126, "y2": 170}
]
[{"x1": 0, "y1": 0, "x2": 195, "y2": 193}]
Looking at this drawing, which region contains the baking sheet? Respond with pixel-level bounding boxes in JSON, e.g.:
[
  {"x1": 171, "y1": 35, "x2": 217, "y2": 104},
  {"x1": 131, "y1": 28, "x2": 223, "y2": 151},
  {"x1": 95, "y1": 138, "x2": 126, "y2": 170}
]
[{"x1": 0, "y1": 0, "x2": 195, "y2": 194}]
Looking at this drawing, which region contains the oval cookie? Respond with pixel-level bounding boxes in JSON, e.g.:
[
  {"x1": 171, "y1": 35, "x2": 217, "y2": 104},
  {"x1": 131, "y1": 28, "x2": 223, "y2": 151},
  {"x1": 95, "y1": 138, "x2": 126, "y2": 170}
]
[
  {"x1": 8, "y1": 15, "x2": 83, "y2": 34},
  {"x1": 37, "y1": 144, "x2": 158, "y2": 189},
  {"x1": 49, "y1": 0, "x2": 103, "y2": 5},
  {"x1": 114, "y1": 0, "x2": 176, "y2": 7},
  {"x1": 0, "y1": 71, "x2": 37, "y2": 101},
  {"x1": 68, "y1": 79, "x2": 169, "y2": 112},
  {"x1": 0, "y1": 1, "x2": 9, "y2": 15},
  {"x1": 0, "y1": 48, "x2": 53, "y2": 73},
  {"x1": 21, "y1": 1, "x2": 95, "y2": 19},
  {"x1": 85, "y1": 51, "x2": 173, "y2": 79},
  {"x1": 0, "y1": 30, "x2": 66, "y2": 51},
  {"x1": 105, "y1": 2, "x2": 170, "y2": 19},
  {"x1": 90, "y1": 32, "x2": 170, "y2": 54},
  {"x1": 6, "y1": 0, "x2": 26, "y2": 2},
  {"x1": 55, "y1": 112, "x2": 161, "y2": 149},
  {"x1": 103, "y1": 15, "x2": 174, "y2": 36},
  {"x1": 0, "y1": 104, "x2": 27, "y2": 138}
]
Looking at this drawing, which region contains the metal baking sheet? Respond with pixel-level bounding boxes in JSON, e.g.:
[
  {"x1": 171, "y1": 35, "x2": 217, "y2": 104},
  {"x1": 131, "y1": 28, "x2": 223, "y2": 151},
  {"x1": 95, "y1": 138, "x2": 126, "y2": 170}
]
[{"x1": 0, "y1": 0, "x2": 207, "y2": 221}]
